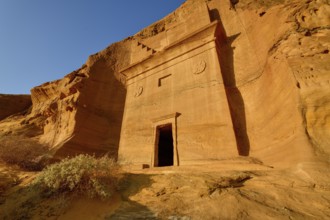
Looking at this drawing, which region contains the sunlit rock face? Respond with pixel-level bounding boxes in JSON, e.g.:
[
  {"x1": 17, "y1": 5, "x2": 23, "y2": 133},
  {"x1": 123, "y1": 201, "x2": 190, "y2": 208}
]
[
  {"x1": 207, "y1": 0, "x2": 330, "y2": 167},
  {"x1": 0, "y1": 0, "x2": 329, "y2": 168}
]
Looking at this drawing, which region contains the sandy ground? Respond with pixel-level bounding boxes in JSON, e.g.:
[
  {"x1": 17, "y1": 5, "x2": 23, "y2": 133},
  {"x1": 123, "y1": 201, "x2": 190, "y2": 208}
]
[{"x1": 0, "y1": 157, "x2": 330, "y2": 220}]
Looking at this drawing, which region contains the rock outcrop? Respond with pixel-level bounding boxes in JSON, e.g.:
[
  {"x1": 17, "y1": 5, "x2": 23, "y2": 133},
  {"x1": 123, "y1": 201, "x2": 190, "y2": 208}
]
[
  {"x1": 0, "y1": 94, "x2": 31, "y2": 121},
  {"x1": 212, "y1": 0, "x2": 330, "y2": 166},
  {"x1": 28, "y1": 43, "x2": 129, "y2": 158},
  {"x1": 0, "y1": 0, "x2": 329, "y2": 167}
]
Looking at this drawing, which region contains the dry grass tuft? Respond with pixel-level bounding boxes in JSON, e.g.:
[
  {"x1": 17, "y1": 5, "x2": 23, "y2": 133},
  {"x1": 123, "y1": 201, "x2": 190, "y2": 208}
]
[
  {"x1": 207, "y1": 172, "x2": 251, "y2": 195},
  {"x1": 0, "y1": 135, "x2": 50, "y2": 171}
]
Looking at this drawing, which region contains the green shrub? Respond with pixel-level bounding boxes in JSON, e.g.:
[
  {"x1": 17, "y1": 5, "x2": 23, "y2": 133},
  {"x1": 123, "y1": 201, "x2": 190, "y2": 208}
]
[
  {"x1": 33, "y1": 154, "x2": 120, "y2": 199},
  {"x1": 0, "y1": 135, "x2": 50, "y2": 170}
]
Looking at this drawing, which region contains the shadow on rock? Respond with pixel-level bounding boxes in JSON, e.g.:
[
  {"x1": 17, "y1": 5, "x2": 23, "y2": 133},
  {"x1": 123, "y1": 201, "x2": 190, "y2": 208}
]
[{"x1": 108, "y1": 173, "x2": 157, "y2": 219}]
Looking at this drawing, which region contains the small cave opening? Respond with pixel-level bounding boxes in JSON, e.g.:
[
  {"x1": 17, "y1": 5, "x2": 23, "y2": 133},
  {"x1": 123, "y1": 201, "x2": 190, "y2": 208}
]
[
  {"x1": 305, "y1": 31, "x2": 312, "y2": 37},
  {"x1": 322, "y1": 49, "x2": 329, "y2": 54},
  {"x1": 230, "y1": 0, "x2": 239, "y2": 5}
]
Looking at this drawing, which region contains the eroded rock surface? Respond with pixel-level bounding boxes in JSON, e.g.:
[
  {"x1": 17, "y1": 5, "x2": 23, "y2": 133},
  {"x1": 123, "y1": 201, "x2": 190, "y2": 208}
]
[
  {"x1": 0, "y1": 94, "x2": 31, "y2": 121},
  {"x1": 1, "y1": 1, "x2": 329, "y2": 219},
  {"x1": 0, "y1": 0, "x2": 329, "y2": 168}
]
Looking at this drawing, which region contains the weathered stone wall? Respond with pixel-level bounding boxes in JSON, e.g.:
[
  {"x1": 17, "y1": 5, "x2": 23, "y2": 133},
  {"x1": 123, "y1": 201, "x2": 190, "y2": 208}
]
[
  {"x1": 30, "y1": 42, "x2": 131, "y2": 159},
  {"x1": 207, "y1": 0, "x2": 330, "y2": 167},
  {"x1": 53, "y1": 44, "x2": 129, "y2": 158}
]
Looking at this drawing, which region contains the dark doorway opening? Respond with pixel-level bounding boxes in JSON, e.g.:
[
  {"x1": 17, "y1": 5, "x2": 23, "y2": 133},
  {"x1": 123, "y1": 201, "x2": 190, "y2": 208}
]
[{"x1": 157, "y1": 124, "x2": 174, "y2": 167}]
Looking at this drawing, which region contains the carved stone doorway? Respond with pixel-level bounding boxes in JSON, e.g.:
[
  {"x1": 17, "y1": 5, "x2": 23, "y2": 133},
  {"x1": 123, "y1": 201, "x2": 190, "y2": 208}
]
[
  {"x1": 151, "y1": 112, "x2": 180, "y2": 167},
  {"x1": 156, "y1": 124, "x2": 174, "y2": 167}
]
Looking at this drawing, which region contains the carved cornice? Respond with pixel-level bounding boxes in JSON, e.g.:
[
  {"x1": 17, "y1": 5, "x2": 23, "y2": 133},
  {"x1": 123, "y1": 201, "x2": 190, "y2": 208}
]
[{"x1": 151, "y1": 112, "x2": 181, "y2": 123}]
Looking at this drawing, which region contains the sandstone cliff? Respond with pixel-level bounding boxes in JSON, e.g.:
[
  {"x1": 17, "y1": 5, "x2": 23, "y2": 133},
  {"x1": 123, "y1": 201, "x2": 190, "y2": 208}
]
[
  {"x1": 213, "y1": 0, "x2": 330, "y2": 166},
  {"x1": 0, "y1": 94, "x2": 31, "y2": 121},
  {"x1": 0, "y1": 0, "x2": 329, "y2": 167}
]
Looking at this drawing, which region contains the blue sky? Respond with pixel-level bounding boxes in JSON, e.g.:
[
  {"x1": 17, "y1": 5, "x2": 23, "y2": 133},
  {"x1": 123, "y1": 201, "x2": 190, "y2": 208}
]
[{"x1": 0, "y1": 0, "x2": 185, "y2": 94}]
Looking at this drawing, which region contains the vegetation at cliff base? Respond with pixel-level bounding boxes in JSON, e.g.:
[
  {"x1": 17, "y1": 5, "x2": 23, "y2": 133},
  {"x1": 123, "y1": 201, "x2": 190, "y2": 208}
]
[
  {"x1": 0, "y1": 135, "x2": 50, "y2": 171},
  {"x1": 33, "y1": 154, "x2": 120, "y2": 199}
]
